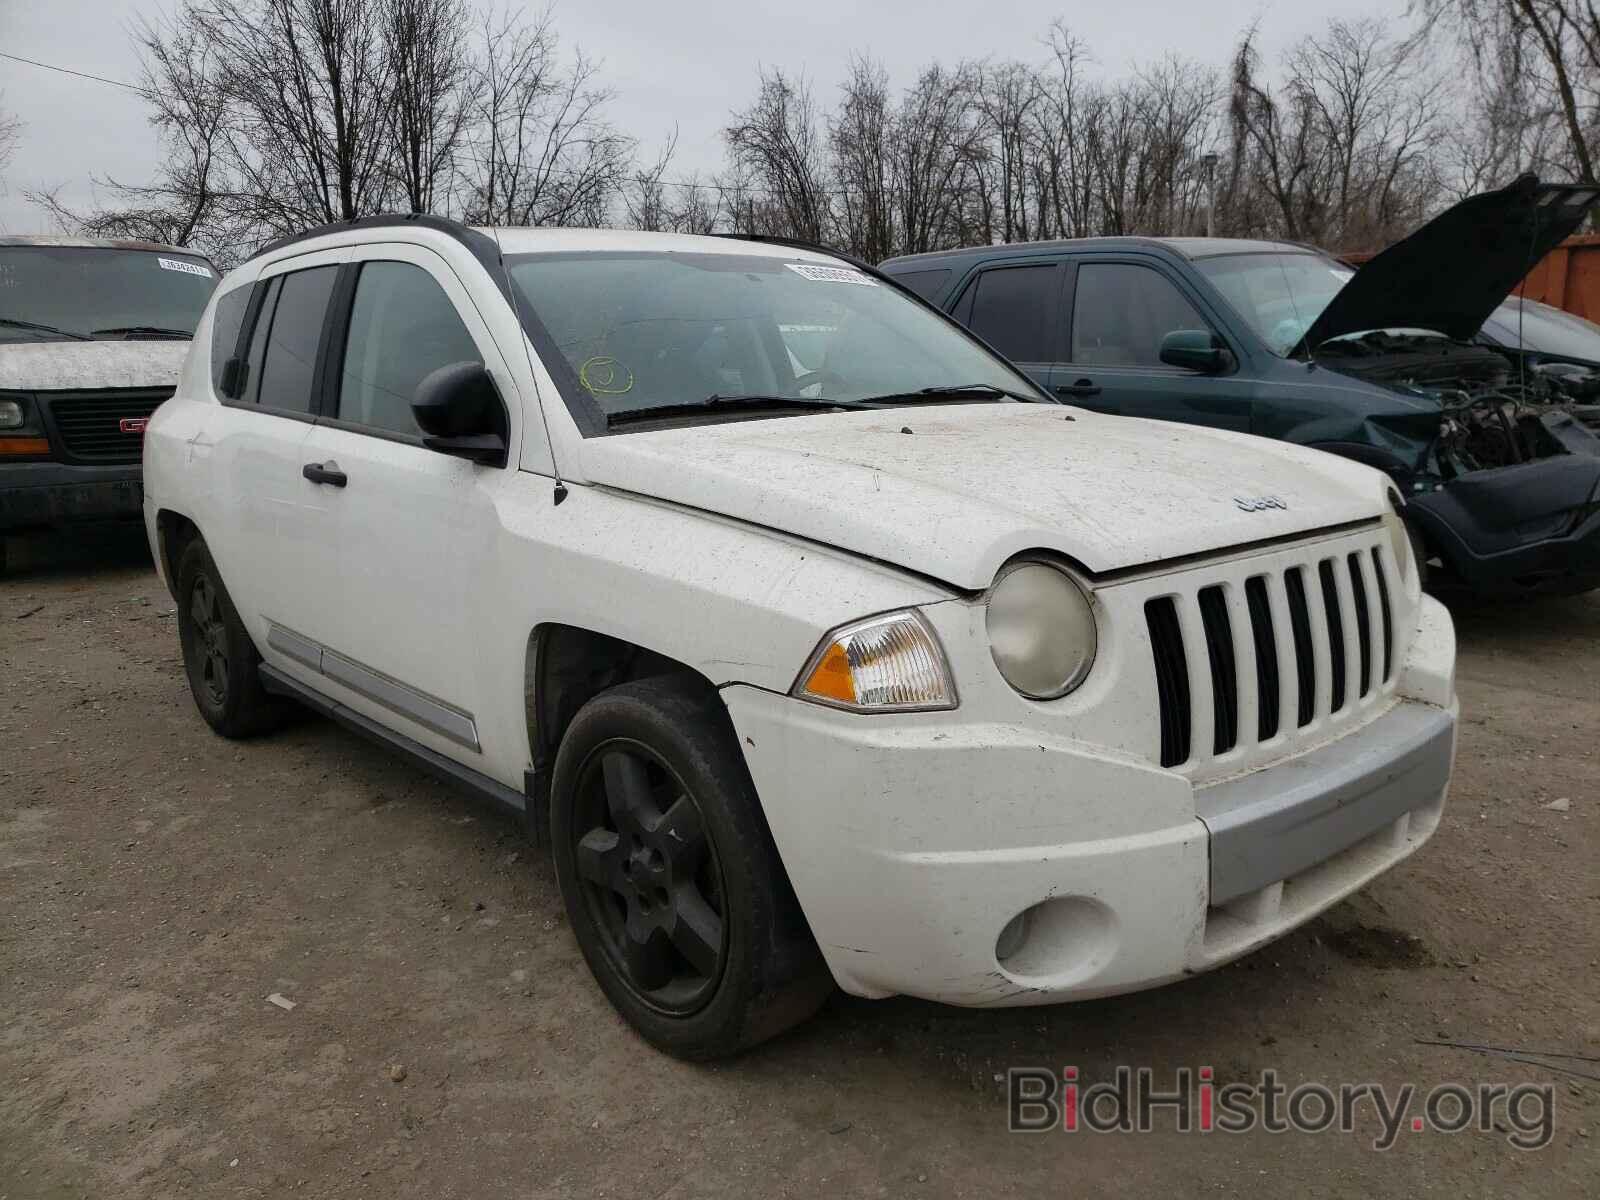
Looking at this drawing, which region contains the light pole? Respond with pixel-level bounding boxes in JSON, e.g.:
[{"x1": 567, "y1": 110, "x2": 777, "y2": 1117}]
[{"x1": 1202, "y1": 152, "x2": 1219, "y2": 238}]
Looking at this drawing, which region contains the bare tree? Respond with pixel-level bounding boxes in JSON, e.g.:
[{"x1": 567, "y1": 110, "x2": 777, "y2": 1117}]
[
  {"x1": 463, "y1": 6, "x2": 633, "y2": 227},
  {"x1": 23, "y1": 14, "x2": 248, "y2": 262},
  {"x1": 830, "y1": 57, "x2": 896, "y2": 260},
  {"x1": 724, "y1": 68, "x2": 833, "y2": 242},
  {"x1": 0, "y1": 95, "x2": 21, "y2": 195},
  {"x1": 384, "y1": 0, "x2": 476, "y2": 214}
]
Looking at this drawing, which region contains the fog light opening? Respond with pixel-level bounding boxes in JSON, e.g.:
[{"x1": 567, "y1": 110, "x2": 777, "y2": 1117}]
[
  {"x1": 995, "y1": 910, "x2": 1030, "y2": 962},
  {"x1": 993, "y1": 896, "x2": 1117, "y2": 984}
]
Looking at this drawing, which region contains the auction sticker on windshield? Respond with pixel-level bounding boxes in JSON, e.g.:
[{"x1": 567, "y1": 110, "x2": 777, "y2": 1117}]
[
  {"x1": 785, "y1": 263, "x2": 877, "y2": 286},
  {"x1": 157, "y1": 257, "x2": 214, "y2": 278}
]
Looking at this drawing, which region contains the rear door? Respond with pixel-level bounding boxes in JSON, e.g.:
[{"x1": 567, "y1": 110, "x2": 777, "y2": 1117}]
[
  {"x1": 1058, "y1": 257, "x2": 1249, "y2": 430},
  {"x1": 947, "y1": 261, "x2": 1065, "y2": 390},
  {"x1": 206, "y1": 250, "x2": 348, "y2": 666},
  {"x1": 296, "y1": 243, "x2": 520, "y2": 767}
]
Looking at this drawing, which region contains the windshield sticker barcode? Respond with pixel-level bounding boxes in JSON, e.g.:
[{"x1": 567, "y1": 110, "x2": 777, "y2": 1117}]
[
  {"x1": 157, "y1": 257, "x2": 213, "y2": 278},
  {"x1": 785, "y1": 263, "x2": 877, "y2": 286}
]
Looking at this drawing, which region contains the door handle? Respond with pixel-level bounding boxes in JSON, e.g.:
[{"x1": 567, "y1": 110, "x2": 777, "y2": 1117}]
[
  {"x1": 1055, "y1": 378, "x2": 1102, "y2": 398},
  {"x1": 302, "y1": 461, "x2": 348, "y2": 488}
]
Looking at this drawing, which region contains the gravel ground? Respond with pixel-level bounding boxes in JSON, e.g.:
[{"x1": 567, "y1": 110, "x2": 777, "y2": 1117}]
[{"x1": 1, "y1": 526, "x2": 1596, "y2": 1198}]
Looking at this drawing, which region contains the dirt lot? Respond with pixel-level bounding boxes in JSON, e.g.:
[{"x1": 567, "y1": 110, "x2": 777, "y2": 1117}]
[{"x1": 1, "y1": 526, "x2": 1596, "y2": 1198}]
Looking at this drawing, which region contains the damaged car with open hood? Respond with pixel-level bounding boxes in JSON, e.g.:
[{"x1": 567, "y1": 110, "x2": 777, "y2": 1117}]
[
  {"x1": 144, "y1": 216, "x2": 1456, "y2": 1058},
  {"x1": 884, "y1": 174, "x2": 1600, "y2": 597}
]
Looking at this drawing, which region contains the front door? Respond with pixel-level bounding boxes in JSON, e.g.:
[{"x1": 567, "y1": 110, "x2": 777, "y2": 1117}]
[
  {"x1": 1058, "y1": 258, "x2": 1250, "y2": 432},
  {"x1": 950, "y1": 261, "x2": 1065, "y2": 391},
  {"x1": 298, "y1": 244, "x2": 520, "y2": 769}
]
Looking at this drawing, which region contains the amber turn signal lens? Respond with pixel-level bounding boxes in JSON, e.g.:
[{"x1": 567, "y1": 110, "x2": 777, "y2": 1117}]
[
  {"x1": 793, "y1": 610, "x2": 957, "y2": 713},
  {"x1": 0, "y1": 436, "x2": 50, "y2": 456}
]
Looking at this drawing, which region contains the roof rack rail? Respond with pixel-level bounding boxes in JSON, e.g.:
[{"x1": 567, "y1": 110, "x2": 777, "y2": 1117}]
[{"x1": 250, "y1": 212, "x2": 500, "y2": 270}]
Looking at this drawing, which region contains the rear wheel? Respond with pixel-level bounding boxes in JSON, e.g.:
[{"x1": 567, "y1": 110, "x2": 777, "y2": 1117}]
[
  {"x1": 550, "y1": 676, "x2": 830, "y2": 1059},
  {"x1": 175, "y1": 537, "x2": 291, "y2": 738}
]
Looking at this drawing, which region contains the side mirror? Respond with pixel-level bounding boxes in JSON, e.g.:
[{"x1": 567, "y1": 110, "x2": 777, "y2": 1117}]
[
  {"x1": 1159, "y1": 329, "x2": 1233, "y2": 374},
  {"x1": 412, "y1": 361, "x2": 508, "y2": 467}
]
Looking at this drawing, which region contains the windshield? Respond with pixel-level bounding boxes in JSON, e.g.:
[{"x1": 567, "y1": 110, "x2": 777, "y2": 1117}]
[
  {"x1": 506, "y1": 251, "x2": 1040, "y2": 425},
  {"x1": 1482, "y1": 298, "x2": 1600, "y2": 362},
  {"x1": 0, "y1": 245, "x2": 217, "y2": 343},
  {"x1": 1195, "y1": 252, "x2": 1354, "y2": 355}
]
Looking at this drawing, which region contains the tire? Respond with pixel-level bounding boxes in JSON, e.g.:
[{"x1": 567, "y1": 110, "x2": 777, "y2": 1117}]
[
  {"x1": 550, "y1": 676, "x2": 831, "y2": 1059},
  {"x1": 174, "y1": 536, "x2": 291, "y2": 738}
]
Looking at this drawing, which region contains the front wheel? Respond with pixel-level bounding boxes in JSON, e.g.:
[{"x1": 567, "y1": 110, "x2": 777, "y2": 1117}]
[{"x1": 550, "y1": 676, "x2": 830, "y2": 1059}]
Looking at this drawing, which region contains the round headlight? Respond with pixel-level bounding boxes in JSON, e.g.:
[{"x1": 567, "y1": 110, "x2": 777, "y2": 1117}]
[{"x1": 986, "y1": 562, "x2": 1097, "y2": 700}]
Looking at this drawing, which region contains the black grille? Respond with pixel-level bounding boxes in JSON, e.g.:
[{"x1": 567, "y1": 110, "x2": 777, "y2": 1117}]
[
  {"x1": 1347, "y1": 553, "x2": 1373, "y2": 697},
  {"x1": 1318, "y1": 559, "x2": 1347, "y2": 714},
  {"x1": 1244, "y1": 576, "x2": 1279, "y2": 741},
  {"x1": 1284, "y1": 567, "x2": 1316, "y2": 728},
  {"x1": 46, "y1": 391, "x2": 169, "y2": 463},
  {"x1": 1145, "y1": 596, "x2": 1190, "y2": 768},
  {"x1": 1144, "y1": 542, "x2": 1399, "y2": 769},
  {"x1": 1197, "y1": 585, "x2": 1237, "y2": 755},
  {"x1": 1372, "y1": 549, "x2": 1394, "y2": 683}
]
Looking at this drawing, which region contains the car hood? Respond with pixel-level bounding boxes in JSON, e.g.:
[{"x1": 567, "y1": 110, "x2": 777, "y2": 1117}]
[
  {"x1": 579, "y1": 404, "x2": 1385, "y2": 589},
  {"x1": 0, "y1": 339, "x2": 191, "y2": 391},
  {"x1": 1307, "y1": 174, "x2": 1600, "y2": 348}
]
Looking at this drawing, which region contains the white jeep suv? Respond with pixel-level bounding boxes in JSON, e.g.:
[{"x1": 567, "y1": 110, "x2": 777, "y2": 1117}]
[{"x1": 143, "y1": 215, "x2": 1458, "y2": 1058}]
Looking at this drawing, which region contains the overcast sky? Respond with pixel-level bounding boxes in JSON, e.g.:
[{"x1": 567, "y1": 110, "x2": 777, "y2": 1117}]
[{"x1": 0, "y1": 0, "x2": 1400, "y2": 233}]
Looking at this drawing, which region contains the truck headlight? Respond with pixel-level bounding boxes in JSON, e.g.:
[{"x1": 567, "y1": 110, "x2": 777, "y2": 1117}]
[
  {"x1": 794, "y1": 610, "x2": 957, "y2": 712},
  {"x1": 0, "y1": 399, "x2": 25, "y2": 430},
  {"x1": 986, "y1": 561, "x2": 1097, "y2": 699}
]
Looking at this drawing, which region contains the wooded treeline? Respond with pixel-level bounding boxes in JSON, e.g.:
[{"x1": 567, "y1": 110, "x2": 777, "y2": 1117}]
[{"x1": 21, "y1": 0, "x2": 1600, "y2": 265}]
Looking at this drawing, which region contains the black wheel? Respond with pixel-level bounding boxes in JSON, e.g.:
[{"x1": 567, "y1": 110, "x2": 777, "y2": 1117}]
[
  {"x1": 175, "y1": 536, "x2": 291, "y2": 738},
  {"x1": 550, "y1": 676, "x2": 830, "y2": 1059}
]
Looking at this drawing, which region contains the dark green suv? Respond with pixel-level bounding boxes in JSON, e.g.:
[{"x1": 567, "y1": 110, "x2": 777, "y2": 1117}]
[{"x1": 882, "y1": 175, "x2": 1600, "y2": 597}]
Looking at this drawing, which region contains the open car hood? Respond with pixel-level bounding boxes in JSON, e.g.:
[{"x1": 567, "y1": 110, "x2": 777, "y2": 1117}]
[
  {"x1": 579, "y1": 404, "x2": 1386, "y2": 590},
  {"x1": 1306, "y1": 174, "x2": 1600, "y2": 349}
]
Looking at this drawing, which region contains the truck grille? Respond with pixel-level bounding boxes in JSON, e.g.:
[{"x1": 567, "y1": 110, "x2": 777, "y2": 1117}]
[
  {"x1": 45, "y1": 391, "x2": 170, "y2": 464},
  {"x1": 1145, "y1": 543, "x2": 1398, "y2": 770}
]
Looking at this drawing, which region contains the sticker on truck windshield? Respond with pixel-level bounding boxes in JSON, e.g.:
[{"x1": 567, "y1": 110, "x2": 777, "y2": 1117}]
[
  {"x1": 785, "y1": 263, "x2": 877, "y2": 286},
  {"x1": 157, "y1": 257, "x2": 213, "y2": 279}
]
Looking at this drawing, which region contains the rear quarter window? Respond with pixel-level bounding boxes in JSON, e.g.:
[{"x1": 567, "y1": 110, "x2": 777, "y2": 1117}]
[{"x1": 209, "y1": 285, "x2": 252, "y2": 397}]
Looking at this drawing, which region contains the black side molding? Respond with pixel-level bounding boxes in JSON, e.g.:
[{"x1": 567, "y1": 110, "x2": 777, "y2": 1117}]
[{"x1": 259, "y1": 663, "x2": 529, "y2": 827}]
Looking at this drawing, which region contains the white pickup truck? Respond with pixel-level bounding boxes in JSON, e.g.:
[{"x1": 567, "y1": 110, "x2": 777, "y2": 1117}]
[{"x1": 142, "y1": 216, "x2": 1458, "y2": 1059}]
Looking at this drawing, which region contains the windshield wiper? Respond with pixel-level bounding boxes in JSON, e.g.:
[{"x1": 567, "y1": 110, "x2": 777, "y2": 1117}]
[
  {"x1": 0, "y1": 316, "x2": 92, "y2": 341},
  {"x1": 606, "y1": 394, "x2": 871, "y2": 426},
  {"x1": 91, "y1": 326, "x2": 193, "y2": 340},
  {"x1": 856, "y1": 383, "x2": 1043, "y2": 405}
]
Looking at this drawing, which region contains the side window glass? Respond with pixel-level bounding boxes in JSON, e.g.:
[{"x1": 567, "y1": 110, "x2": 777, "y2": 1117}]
[
  {"x1": 240, "y1": 277, "x2": 280, "y2": 405},
  {"x1": 254, "y1": 266, "x2": 338, "y2": 413},
  {"x1": 1071, "y1": 263, "x2": 1207, "y2": 367},
  {"x1": 966, "y1": 265, "x2": 1055, "y2": 362},
  {"x1": 209, "y1": 285, "x2": 251, "y2": 397},
  {"x1": 891, "y1": 268, "x2": 951, "y2": 303},
  {"x1": 337, "y1": 261, "x2": 482, "y2": 436}
]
